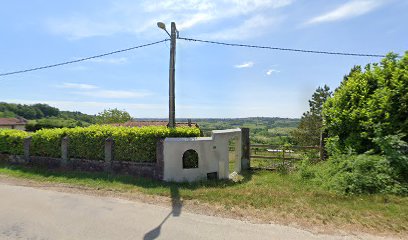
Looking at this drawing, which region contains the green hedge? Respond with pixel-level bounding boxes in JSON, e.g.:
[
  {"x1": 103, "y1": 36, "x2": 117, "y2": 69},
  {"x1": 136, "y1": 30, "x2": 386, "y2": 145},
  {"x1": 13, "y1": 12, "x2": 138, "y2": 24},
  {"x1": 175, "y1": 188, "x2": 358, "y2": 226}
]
[
  {"x1": 112, "y1": 126, "x2": 200, "y2": 162},
  {"x1": 31, "y1": 128, "x2": 66, "y2": 158},
  {"x1": 0, "y1": 129, "x2": 29, "y2": 155},
  {"x1": 1, "y1": 125, "x2": 201, "y2": 162}
]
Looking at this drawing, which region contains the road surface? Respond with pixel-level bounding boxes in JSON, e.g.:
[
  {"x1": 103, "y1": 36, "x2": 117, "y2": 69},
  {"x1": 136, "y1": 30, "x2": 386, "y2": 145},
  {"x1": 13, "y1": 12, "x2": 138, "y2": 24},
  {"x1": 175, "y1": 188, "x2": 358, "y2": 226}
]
[{"x1": 0, "y1": 183, "x2": 392, "y2": 240}]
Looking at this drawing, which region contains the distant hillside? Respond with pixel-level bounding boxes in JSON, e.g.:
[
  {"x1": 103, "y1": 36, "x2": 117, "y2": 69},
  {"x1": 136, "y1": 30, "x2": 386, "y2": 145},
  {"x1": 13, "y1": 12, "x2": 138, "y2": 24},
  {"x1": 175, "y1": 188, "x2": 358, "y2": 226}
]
[
  {"x1": 0, "y1": 102, "x2": 96, "y2": 123},
  {"x1": 135, "y1": 117, "x2": 300, "y2": 144},
  {"x1": 135, "y1": 117, "x2": 300, "y2": 129}
]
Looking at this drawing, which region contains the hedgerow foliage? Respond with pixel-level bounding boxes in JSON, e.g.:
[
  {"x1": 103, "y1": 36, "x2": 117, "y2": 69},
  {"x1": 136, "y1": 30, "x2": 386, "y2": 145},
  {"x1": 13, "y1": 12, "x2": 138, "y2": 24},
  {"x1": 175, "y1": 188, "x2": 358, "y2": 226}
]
[
  {"x1": 301, "y1": 52, "x2": 408, "y2": 195},
  {"x1": 31, "y1": 128, "x2": 66, "y2": 158},
  {"x1": 0, "y1": 129, "x2": 29, "y2": 155},
  {"x1": 300, "y1": 152, "x2": 407, "y2": 195},
  {"x1": 323, "y1": 52, "x2": 408, "y2": 153},
  {"x1": 0, "y1": 125, "x2": 201, "y2": 162}
]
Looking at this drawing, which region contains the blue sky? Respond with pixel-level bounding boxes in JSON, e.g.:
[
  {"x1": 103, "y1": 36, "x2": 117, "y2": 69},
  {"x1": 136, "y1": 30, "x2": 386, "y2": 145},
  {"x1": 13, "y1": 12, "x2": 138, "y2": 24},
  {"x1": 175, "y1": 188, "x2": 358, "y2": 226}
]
[{"x1": 0, "y1": 0, "x2": 406, "y2": 118}]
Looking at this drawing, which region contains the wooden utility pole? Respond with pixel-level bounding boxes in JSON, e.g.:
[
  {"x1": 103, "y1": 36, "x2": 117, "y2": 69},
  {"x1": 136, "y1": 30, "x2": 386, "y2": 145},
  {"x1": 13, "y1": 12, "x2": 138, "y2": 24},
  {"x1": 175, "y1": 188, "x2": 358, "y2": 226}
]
[{"x1": 168, "y1": 22, "x2": 177, "y2": 128}]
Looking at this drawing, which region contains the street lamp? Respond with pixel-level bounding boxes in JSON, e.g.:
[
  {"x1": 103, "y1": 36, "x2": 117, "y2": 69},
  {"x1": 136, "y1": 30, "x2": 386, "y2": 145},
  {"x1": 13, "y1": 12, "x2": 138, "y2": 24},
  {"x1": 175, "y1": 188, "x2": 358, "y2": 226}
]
[
  {"x1": 157, "y1": 22, "x2": 170, "y2": 37},
  {"x1": 157, "y1": 22, "x2": 178, "y2": 128}
]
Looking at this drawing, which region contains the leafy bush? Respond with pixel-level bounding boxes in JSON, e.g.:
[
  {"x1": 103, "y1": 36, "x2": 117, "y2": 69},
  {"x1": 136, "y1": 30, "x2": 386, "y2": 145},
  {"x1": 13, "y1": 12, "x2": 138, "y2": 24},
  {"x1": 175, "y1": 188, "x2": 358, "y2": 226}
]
[
  {"x1": 30, "y1": 125, "x2": 201, "y2": 161},
  {"x1": 300, "y1": 153, "x2": 407, "y2": 195},
  {"x1": 298, "y1": 158, "x2": 316, "y2": 180},
  {"x1": 31, "y1": 128, "x2": 66, "y2": 158},
  {"x1": 66, "y1": 125, "x2": 112, "y2": 160},
  {"x1": 1, "y1": 125, "x2": 201, "y2": 162},
  {"x1": 112, "y1": 126, "x2": 200, "y2": 161},
  {"x1": 26, "y1": 117, "x2": 89, "y2": 131},
  {"x1": 323, "y1": 52, "x2": 408, "y2": 153},
  {"x1": 373, "y1": 133, "x2": 408, "y2": 183},
  {"x1": 96, "y1": 108, "x2": 131, "y2": 124},
  {"x1": 0, "y1": 129, "x2": 29, "y2": 155}
]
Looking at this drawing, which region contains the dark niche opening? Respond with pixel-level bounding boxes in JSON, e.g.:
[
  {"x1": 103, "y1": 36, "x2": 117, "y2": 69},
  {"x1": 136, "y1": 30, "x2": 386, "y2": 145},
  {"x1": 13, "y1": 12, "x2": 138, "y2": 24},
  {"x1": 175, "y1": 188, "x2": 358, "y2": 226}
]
[{"x1": 182, "y1": 149, "x2": 199, "y2": 169}]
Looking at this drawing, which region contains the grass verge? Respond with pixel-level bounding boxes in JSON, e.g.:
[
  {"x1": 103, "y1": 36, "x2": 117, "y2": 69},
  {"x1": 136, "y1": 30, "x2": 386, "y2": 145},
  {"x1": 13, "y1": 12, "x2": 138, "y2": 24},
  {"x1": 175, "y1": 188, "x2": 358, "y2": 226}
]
[{"x1": 0, "y1": 161, "x2": 407, "y2": 235}]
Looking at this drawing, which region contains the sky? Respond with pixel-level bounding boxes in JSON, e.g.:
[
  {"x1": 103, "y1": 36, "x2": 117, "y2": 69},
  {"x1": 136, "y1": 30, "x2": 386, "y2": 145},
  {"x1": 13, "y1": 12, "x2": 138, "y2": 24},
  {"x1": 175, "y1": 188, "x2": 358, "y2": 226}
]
[{"x1": 0, "y1": 0, "x2": 406, "y2": 118}]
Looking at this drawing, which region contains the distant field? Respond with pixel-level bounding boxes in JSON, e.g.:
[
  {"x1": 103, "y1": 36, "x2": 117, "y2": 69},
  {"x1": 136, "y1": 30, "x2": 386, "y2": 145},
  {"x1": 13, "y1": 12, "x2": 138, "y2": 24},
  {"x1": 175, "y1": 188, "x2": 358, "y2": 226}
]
[{"x1": 135, "y1": 117, "x2": 300, "y2": 145}]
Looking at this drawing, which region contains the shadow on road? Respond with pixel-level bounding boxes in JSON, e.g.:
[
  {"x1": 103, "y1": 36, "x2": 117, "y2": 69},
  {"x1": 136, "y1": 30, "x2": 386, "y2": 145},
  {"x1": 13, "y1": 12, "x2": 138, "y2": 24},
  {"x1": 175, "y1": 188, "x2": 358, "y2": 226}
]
[{"x1": 143, "y1": 185, "x2": 181, "y2": 240}]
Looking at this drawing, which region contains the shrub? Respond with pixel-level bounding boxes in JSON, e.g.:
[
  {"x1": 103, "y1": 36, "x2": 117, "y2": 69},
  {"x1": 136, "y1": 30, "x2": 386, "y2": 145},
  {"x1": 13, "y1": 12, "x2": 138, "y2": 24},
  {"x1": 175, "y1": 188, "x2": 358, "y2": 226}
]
[
  {"x1": 373, "y1": 133, "x2": 408, "y2": 183},
  {"x1": 0, "y1": 125, "x2": 201, "y2": 162},
  {"x1": 308, "y1": 154, "x2": 407, "y2": 195},
  {"x1": 298, "y1": 158, "x2": 316, "y2": 180},
  {"x1": 26, "y1": 117, "x2": 89, "y2": 131},
  {"x1": 31, "y1": 128, "x2": 67, "y2": 157},
  {"x1": 31, "y1": 125, "x2": 201, "y2": 161},
  {"x1": 112, "y1": 126, "x2": 200, "y2": 161},
  {"x1": 0, "y1": 129, "x2": 29, "y2": 155},
  {"x1": 323, "y1": 52, "x2": 408, "y2": 153}
]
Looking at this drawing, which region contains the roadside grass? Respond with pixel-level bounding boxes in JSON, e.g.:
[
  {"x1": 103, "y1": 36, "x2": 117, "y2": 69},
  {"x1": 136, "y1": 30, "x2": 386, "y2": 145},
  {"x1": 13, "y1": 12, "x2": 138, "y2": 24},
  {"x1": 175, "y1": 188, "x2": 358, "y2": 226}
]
[{"x1": 0, "y1": 161, "x2": 407, "y2": 234}]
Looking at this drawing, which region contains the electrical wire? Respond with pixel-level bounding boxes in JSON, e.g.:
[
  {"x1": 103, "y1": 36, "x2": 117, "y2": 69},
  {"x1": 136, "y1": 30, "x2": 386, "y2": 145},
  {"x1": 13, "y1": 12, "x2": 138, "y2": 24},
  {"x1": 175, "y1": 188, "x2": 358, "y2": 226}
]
[
  {"x1": 178, "y1": 37, "x2": 389, "y2": 58},
  {"x1": 0, "y1": 36, "x2": 396, "y2": 78},
  {"x1": 0, "y1": 39, "x2": 169, "y2": 77}
]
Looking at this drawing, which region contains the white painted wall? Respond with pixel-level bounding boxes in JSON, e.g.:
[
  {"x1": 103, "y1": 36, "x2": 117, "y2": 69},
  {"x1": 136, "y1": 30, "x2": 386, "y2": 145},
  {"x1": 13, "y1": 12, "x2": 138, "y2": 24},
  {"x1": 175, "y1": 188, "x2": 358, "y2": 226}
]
[{"x1": 163, "y1": 129, "x2": 242, "y2": 182}]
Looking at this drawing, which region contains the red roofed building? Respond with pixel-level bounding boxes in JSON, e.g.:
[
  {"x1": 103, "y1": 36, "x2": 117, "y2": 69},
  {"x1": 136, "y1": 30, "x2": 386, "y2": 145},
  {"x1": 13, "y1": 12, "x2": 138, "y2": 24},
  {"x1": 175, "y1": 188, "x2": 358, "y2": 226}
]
[
  {"x1": 0, "y1": 117, "x2": 28, "y2": 130},
  {"x1": 110, "y1": 120, "x2": 199, "y2": 128}
]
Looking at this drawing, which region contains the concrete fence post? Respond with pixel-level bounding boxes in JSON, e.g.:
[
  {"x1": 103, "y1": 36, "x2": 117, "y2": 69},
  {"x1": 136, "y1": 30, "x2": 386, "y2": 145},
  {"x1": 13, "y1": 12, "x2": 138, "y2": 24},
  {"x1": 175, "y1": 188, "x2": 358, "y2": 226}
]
[
  {"x1": 23, "y1": 136, "x2": 32, "y2": 163},
  {"x1": 155, "y1": 138, "x2": 165, "y2": 180},
  {"x1": 104, "y1": 138, "x2": 114, "y2": 172},
  {"x1": 241, "y1": 128, "x2": 250, "y2": 170},
  {"x1": 61, "y1": 136, "x2": 69, "y2": 167}
]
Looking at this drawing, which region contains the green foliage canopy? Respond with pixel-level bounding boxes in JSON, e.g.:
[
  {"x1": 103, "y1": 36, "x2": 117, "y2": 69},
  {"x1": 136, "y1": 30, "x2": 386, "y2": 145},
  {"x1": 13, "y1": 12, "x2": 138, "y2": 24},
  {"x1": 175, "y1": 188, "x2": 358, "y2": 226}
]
[
  {"x1": 0, "y1": 129, "x2": 29, "y2": 155},
  {"x1": 96, "y1": 108, "x2": 132, "y2": 124},
  {"x1": 0, "y1": 126, "x2": 201, "y2": 162},
  {"x1": 292, "y1": 85, "x2": 332, "y2": 146},
  {"x1": 323, "y1": 52, "x2": 408, "y2": 153},
  {"x1": 26, "y1": 117, "x2": 90, "y2": 131}
]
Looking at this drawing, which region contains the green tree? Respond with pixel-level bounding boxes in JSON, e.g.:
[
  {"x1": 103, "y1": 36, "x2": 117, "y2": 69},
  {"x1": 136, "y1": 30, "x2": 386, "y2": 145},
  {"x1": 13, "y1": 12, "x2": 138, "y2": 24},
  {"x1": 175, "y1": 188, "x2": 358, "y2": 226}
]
[
  {"x1": 32, "y1": 103, "x2": 59, "y2": 117},
  {"x1": 323, "y1": 52, "x2": 408, "y2": 153},
  {"x1": 292, "y1": 85, "x2": 332, "y2": 146},
  {"x1": 96, "y1": 108, "x2": 132, "y2": 124}
]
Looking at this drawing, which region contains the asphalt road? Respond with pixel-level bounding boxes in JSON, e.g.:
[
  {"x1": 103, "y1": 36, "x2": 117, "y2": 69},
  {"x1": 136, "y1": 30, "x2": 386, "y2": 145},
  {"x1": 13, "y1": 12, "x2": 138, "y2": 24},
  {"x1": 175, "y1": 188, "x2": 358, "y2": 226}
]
[{"x1": 0, "y1": 183, "x2": 392, "y2": 240}]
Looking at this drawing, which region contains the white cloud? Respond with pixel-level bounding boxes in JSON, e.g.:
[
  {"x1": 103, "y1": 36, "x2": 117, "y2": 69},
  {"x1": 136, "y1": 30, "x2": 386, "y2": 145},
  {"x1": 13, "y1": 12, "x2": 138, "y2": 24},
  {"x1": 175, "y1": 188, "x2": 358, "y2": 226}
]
[
  {"x1": 47, "y1": 0, "x2": 293, "y2": 39},
  {"x1": 56, "y1": 83, "x2": 150, "y2": 99},
  {"x1": 203, "y1": 15, "x2": 282, "y2": 40},
  {"x1": 58, "y1": 82, "x2": 99, "y2": 90},
  {"x1": 235, "y1": 61, "x2": 254, "y2": 68},
  {"x1": 266, "y1": 69, "x2": 280, "y2": 75},
  {"x1": 178, "y1": 13, "x2": 214, "y2": 30},
  {"x1": 305, "y1": 0, "x2": 386, "y2": 25},
  {"x1": 74, "y1": 90, "x2": 151, "y2": 99}
]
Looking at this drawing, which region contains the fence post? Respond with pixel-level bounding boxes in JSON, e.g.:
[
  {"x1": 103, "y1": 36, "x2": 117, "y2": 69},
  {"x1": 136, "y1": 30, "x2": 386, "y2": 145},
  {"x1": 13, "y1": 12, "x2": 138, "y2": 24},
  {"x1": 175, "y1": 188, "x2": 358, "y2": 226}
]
[
  {"x1": 320, "y1": 130, "x2": 328, "y2": 161},
  {"x1": 61, "y1": 136, "x2": 69, "y2": 167},
  {"x1": 241, "y1": 128, "x2": 250, "y2": 170},
  {"x1": 156, "y1": 138, "x2": 165, "y2": 180},
  {"x1": 104, "y1": 138, "x2": 114, "y2": 172},
  {"x1": 23, "y1": 136, "x2": 32, "y2": 163}
]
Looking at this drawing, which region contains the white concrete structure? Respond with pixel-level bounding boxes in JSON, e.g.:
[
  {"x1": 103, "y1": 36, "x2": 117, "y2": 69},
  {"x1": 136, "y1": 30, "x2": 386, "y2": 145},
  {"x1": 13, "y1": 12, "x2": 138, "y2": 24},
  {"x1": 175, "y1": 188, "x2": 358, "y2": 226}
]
[{"x1": 163, "y1": 129, "x2": 242, "y2": 182}]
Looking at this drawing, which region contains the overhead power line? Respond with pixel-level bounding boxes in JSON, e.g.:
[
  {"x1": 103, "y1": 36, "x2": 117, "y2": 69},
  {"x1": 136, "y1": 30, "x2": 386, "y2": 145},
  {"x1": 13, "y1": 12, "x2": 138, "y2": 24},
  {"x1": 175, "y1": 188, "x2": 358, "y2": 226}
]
[
  {"x1": 0, "y1": 39, "x2": 169, "y2": 77},
  {"x1": 178, "y1": 37, "x2": 389, "y2": 58},
  {"x1": 0, "y1": 36, "x2": 394, "y2": 78}
]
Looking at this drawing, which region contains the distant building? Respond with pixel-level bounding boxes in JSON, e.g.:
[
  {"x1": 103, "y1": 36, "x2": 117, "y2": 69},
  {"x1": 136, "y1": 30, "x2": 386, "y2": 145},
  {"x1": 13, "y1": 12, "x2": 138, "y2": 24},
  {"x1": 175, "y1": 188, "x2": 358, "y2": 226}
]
[
  {"x1": 110, "y1": 120, "x2": 199, "y2": 128},
  {"x1": 0, "y1": 117, "x2": 28, "y2": 130}
]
